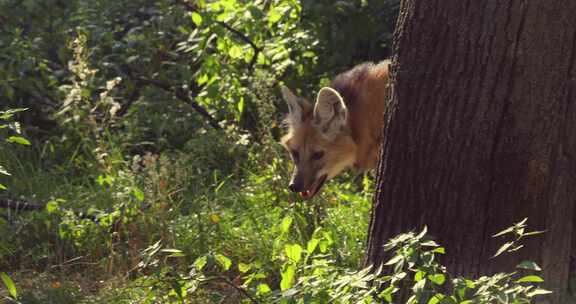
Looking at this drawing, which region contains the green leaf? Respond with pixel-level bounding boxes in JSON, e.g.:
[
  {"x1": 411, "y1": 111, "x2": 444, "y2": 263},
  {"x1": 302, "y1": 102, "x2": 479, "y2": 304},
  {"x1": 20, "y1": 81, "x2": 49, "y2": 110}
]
[
  {"x1": 493, "y1": 241, "x2": 514, "y2": 258},
  {"x1": 523, "y1": 230, "x2": 546, "y2": 237},
  {"x1": 132, "y1": 187, "x2": 145, "y2": 202},
  {"x1": 306, "y1": 238, "x2": 319, "y2": 254},
  {"x1": 194, "y1": 256, "x2": 208, "y2": 270},
  {"x1": 280, "y1": 216, "x2": 292, "y2": 234},
  {"x1": 0, "y1": 165, "x2": 10, "y2": 176},
  {"x1": 412, "y1": 278, "x2": 426, "y2": 294},
  {"x1": 256, "y1": 283, "x2": 271, "y2": 295},
  {"x1": 421, "y1": 240, "x2": 439, "y2": 247},
  {"x1": 516, "y1": 275, "x2": 544, "y2": 283},
  {"x1": 161, "y1": 249, "x2": 185, "y2": 257},
  {"x1": 285, "y1": 244, "x2": 302, "y2": 263},
  {"x1": 280, "y1": 264, "x2": 295, "y2": 291},
  {"x1": 516, "y1": 217, "x2": 528, "y2": 227},
  {"x1": 238, "y1": 263, "x2": 251, "y2": 273},
  {"x1": 433, "y1": 247, "x2": 446, "y2": 254},
  {"x1": 97, "y1": 174, "x2": 115, "y2": 186},
  {"x1": 197, "y1": 74, "x2": 209, "y2": 85},
  {"x1": 302, "y1": 51, "x2": 316, "y2": 58},
  {"x1": 46, "y1": 200, "x2": 59, "y2": 213},
  {"x1": 236, "y1": 96, "x2": 245, "y2": 119},
  {"x1": 215, "y1": 254, "x2": 232, "y2": 271},
  {"x1": 0, "y1": 108, "x2": 27, "y2": 120},
  {"x1": 385, "y1": 254, "x2": 403, "y2": 266},
  {"x1": 268, "y1": 8, "x2": 283, "y2": 24},
  {"x1": 0, "y1": 183, "x2": 6, "y2": 190},
  {"x1": 517, "y1": 260, "x2": 542, "y2": 271},
  {"x1": 427, "y1": 294, "x2": 444, "y2": 304},
  {"x1": 493, "y1": 227, "x2": 515, "y2": 238},
  {"x1": 527, "y1": 288, "x2": 553, "y2": 297},
  {"x1": 383, "y1": 292, "x2": 392, "y2": 303},
  {"x1": 228, "y1": 45, "x2": 243, "y2": 59},
  {"x1": 508, "y1": 244, "x2": 524, "y2": 252},
  {"x1": 319, "y1": 240, "x2": 330, "y2": 253},
  {"x1": 7, "y1": 136, "x2": 30, "y2": 145},
  {"x1": 417, "y1": 226, "x2": 428, "y2": 239},
  {"x1": 428, "y1": 274, "x2": 446, "y2": 285},
  {"x1": 191, "y1": 12, "x2": 203, "y2": 26},
  {"x1": 378, "y1": 285, "x2": 398, "y2": 302},
  {"x1": 414, "y1": 270, "x2": 426, "y2": 282},
  {"x1": 1, "y1": 272, "x2": 17, "y2": 299}
]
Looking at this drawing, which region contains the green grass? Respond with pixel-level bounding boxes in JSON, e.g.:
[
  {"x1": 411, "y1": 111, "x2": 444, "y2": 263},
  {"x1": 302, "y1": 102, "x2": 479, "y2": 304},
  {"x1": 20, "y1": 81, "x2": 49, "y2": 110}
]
[{"x1": 0, "y1": 132, "x2": 373, "y2": 303}]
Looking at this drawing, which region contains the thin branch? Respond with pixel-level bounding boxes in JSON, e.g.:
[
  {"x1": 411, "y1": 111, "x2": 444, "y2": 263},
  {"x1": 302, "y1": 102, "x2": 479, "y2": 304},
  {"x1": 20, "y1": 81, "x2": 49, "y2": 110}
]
[
  {"x1": 174, "y1": 86, "x2": 222, "y2": 130},
  {"x1": 116, "y1": 83, "x2": 142, "y2": 117},
  {"x1": 49, "y1": 256, "x2": 103, "y2": 269},
  {"x1": 0, "y1": 198, "x2": 146, "y2": 219},
  {"x1": 0, "y1": 198, "x2": 44, "y2": 212},
  {"x1": 215, "y1": 20, "x2": 260, "y2": 53},
  {"x1": 0, "y1": 198, "x2": 100, "y2": 221},
  {"x1": 248, "y1": 48, "x2": 261, "y2": 70},
  {"x1": 205, "y1": 276, "x2": 260, "y2": 304},
  {"x1": 136, "y1": 77, "x2": 221, "y2": 130},
  {"x1": 118, "y1": 64, "x2": 221, "y2": 129}
]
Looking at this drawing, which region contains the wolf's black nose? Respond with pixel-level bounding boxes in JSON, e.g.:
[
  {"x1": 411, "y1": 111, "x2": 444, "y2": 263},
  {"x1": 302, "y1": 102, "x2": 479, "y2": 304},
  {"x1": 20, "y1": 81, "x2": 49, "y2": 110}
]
[{"x1": 288, "y1": 182, "x2": 302, "y2": 193}]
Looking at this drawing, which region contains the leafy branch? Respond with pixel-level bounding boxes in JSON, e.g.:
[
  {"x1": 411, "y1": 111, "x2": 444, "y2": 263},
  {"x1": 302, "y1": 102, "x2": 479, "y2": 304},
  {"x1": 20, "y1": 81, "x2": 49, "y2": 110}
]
[
  {"x1": 492, "y1": 217, "x2": 546, "y2": 258},
  {"x1": 0, "y1": 108, "x2": 29, "y2": 190},
  {"x1": 174, "y1": 0, "x2": 263, "y2": 69}
]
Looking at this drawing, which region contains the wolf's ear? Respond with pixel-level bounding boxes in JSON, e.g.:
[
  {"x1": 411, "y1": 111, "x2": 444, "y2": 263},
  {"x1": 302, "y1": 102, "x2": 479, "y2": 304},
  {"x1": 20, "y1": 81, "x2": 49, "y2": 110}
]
[
  {"x1": 313, "y1": 87, "x2": 348, "y2": 137},
  {"x1": 281, "y1": 86, "x2": 309, "y2": 126}
]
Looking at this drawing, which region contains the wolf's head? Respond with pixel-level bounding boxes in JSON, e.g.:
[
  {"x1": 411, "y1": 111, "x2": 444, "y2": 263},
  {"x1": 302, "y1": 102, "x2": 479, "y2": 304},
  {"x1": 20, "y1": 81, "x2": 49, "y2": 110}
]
[{"x1": 280, "y1": 86, "x2": 357, "y2": 200}]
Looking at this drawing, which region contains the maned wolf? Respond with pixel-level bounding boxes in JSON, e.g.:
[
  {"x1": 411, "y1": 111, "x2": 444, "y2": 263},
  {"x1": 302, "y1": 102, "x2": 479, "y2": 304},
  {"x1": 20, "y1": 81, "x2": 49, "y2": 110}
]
[{"x1": 281, "y1": 60, "x2": 391, "y2": 200}]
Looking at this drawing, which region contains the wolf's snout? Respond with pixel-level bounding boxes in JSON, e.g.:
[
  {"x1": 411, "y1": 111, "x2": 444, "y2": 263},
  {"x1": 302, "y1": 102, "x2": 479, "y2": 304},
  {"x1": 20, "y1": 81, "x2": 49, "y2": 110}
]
[
  {"x1": 288, "y1": 180, "x2": 303, "y2": 192},
  {"x1": 289, "y1": 170, "x2": 305, "y2": 193}
]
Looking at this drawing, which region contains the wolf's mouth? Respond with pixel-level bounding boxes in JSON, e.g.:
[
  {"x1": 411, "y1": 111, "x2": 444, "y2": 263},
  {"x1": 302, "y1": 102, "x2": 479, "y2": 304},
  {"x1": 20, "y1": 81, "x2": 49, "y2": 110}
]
[{"x1": 299, "y1": 174, "x2": 327, "y2": 200}]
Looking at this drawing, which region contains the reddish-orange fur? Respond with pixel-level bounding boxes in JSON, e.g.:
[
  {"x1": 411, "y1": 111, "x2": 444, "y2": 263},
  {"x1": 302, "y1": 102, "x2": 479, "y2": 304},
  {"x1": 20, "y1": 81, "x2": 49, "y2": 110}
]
[
  {"x1": 336, "y1": 60, "x2": 390, "y2": 171},
  {"x1": 281, "y1": 60, "x2": 390, "y2": 198}
]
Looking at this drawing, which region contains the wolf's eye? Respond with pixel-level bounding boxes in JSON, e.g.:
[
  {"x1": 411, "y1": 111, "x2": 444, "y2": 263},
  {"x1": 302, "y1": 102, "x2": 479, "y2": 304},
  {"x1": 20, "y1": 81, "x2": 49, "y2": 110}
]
[
  {"x1": 291, "y1": 150, "x2": 300, "y2": 161},
  {"x1": 311, "y1": 151, "x2": 324, "y2": 161}
]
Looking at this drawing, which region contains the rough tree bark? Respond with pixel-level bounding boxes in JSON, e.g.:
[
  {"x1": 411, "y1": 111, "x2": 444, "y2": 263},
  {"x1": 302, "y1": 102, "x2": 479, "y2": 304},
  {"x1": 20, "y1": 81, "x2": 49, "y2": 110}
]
[{"x1": 365, "y1": 0, "x2": 576, "y2": 302}]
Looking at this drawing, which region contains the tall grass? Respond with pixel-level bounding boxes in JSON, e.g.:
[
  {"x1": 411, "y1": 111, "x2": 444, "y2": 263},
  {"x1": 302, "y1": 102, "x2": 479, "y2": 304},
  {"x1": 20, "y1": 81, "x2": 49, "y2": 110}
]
[{"x1": 0, "y1": 122, "x2": 373, "y2": 303}]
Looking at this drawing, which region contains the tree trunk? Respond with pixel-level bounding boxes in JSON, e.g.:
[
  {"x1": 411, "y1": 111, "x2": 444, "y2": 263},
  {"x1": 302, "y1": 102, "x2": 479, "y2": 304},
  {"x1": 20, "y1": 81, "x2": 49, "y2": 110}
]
[{"x1": 365, "y1": 0, "x2": 576, "y2": 302}]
